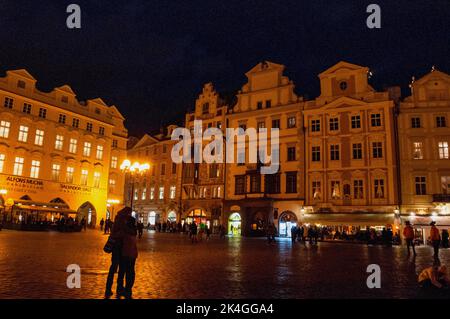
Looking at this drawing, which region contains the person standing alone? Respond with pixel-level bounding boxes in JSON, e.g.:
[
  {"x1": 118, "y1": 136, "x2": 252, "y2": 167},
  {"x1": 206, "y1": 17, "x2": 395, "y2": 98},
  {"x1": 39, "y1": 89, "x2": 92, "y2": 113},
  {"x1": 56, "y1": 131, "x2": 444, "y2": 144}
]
[
  {"x1": 403, "y1": 221, "x2": 416, "y2": 256},
  {"x1": 430, "y1": 221, "x2": 441, "y2": 259}
]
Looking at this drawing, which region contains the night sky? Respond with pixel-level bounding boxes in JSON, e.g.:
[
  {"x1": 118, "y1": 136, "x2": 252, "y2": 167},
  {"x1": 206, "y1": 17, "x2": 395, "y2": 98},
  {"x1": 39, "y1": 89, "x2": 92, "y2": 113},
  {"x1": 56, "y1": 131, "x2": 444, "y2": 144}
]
[{"x1": 0, "y1": 0, "x2": 449, "y2": 137}]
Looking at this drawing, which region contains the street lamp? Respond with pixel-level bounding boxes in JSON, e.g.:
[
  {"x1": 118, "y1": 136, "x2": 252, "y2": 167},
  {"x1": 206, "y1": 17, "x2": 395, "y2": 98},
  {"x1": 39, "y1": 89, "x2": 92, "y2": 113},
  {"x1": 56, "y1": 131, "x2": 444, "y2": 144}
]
[
  {"x1": 106, "y1": 199, "x2": 120, "y2": 220},
  {"x1": 120, "y1": 159, "x2": 150, "y2": 214}
]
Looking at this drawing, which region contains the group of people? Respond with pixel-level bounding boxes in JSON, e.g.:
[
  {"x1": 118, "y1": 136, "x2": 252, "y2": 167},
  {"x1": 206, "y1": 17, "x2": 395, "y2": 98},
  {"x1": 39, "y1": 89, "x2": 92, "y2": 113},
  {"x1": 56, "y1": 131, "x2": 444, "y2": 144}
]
[
  {"x1": 290, "y1": 224, "x2": 321, "y2": 245},
  {"x1": 99, "y1": 218, "x2": 113, "y2": 234},
  {"x1": 104, "y1": 207, "x2": 138, "y2": 299},
  {"x1": 403, "y1": 221, "x2": 449, "y2": 259},
  {"x1": 188, "y1": 221, "x2": 212, "y2": 243}
]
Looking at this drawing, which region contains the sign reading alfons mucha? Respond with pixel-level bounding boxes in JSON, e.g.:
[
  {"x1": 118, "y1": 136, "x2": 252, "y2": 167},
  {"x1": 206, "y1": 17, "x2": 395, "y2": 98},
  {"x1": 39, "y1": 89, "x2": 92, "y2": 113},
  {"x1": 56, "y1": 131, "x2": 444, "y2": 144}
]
[
  {"x1": 2, "y1": 175, "x2": 44, "y2": 194},
  {"x1": 0, "y1": 174, "x2": 95, "y2": 196}
]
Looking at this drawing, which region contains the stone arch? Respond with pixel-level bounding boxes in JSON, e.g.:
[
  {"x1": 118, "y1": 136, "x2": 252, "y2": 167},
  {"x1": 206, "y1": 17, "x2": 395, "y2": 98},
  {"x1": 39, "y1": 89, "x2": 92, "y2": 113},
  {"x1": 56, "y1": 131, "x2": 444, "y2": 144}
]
[{"x1": 77, "y1": 201, "x2": 97, "y2": 227}]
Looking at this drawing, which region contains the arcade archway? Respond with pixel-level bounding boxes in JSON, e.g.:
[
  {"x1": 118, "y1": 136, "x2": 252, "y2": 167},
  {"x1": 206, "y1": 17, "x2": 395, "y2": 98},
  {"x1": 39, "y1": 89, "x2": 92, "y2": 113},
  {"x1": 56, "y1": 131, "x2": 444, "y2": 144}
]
[
  {"x1": 278, "y1": 211, "x2": 298, "y2": 237},
  {"x1": 77, "y1": 202, "x2": 97, "y2": 227},
  {"x1": 186, "y1": 208, "x2": 208, "y2": 227}
]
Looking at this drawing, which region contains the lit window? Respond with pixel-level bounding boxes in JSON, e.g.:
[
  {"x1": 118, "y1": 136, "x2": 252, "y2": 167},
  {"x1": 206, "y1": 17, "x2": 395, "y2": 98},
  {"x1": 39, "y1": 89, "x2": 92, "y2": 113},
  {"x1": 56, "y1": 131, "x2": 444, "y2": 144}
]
[
  {"x1": 109, "y1": 178, "x2": 116, "y2": 193},
  {"x1": 0, "y1": 121, "x2": 11, "y2": 138},
  {"x1": 170, "y1": 186, "x2": 176, "y2": 199},
  {"x1": 150, "y1": 187, "x2": 155, "y2": 200},
  {"x1": 30, "y1": 160, "x2": 40, "y2": 178},
  {"x1": 141, "y1": 187, "x2": 147, "y2": 200},
  {"x1": 66, "y1": 167, "x2": 74, "y2": 183},
  {"x1": 83, "y1": 142, "x2": 91, "y2": 157},
  {"x1": 34, "y1": 129, "x2": 44, "y2": 146},
  {"x1": 55, "y1": 135, "x2": 64, "y2": 150},
  {"x1": 69, "y1": 138, "x2": 77, "y2": 153},
  {"x1": 13, "y1": 157, "x2": 24, "y2": 176},
  {"x1": 438, "y1": 141, "x2": 449, "y2": 159},
  {"x1": 413, "y1": 142, "x2": 423, "y2": 160},
  {"x1": 96, "y1": 145, "x2": 104, "y2": 160},
  {"x1": 111, "y1": 156, "x2": 118, "y2": 169},
  {"x1": 159, "y1": 186, "x2": 164, "y2": 200},
  {"x1": 81, "y1": 169, "x2": 88, "y2": 185},
  {"x1": 93, "y1": 172, "x2": 101, "y2": 188},
  {"x1": 287, "y1": 116, "x2": 296, "y2": 128},
  {"x1": 52, "y1": 164, "x2": 61, "y2": 181},
  {"x1": 18, "y1": 125, "x2": 29, "y2": 142},
  {"x1": 353, "y1": 180, "x2": 364, "y2": 199},
  {"x1": 134, "y1": 189, "x2": 138, "y2": 200},
  {"x1": 374, "y1": 179, "x2": 385, "y2": 198},
  {"x1": 0, "y1": 154, "x2": 5, "y2": 173}
]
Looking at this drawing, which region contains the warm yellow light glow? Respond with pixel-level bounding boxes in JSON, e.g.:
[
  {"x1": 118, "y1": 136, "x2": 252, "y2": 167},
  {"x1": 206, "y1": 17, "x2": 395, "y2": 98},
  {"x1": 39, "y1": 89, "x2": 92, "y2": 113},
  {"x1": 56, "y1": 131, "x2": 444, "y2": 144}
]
[
  {"x1": 120, "y1": 159, "x2": 131, "y2": 170},
  {"x1": 140, "y1": 163, "x2": 150, "y2": 171},
  {"x1": 130, "y1": 162, "x2": 140, "y2": 172},
  {"x1": 0, "y1": 189, "x2": 7, "y2": 195},
  {"x1": 107, "y1": 199, "x2": 120, "y2": 204}
]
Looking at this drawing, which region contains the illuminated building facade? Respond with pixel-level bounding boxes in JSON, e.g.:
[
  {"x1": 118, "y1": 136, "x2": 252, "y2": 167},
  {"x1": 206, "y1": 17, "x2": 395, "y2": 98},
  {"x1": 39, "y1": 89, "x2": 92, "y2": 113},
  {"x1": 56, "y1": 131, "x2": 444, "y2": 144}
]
[
  {"x1": 181, "y1": 83, "x2": 227, "y2": 232},
  {"x1": 398, "y1": 69, "x2": 450, "y2": 242},
  {"x1": 302, "y1": 61, "x2": 400, "y2": 232},
  {"x1": 223, "y1": 61, "x2": 305, "y2": 237},
  {"x1": 0, "y1": 69, "x2": 127, "y2": 228},
  {"x1": 125, "y1": 126, "x2": 182, "y2": 226}
]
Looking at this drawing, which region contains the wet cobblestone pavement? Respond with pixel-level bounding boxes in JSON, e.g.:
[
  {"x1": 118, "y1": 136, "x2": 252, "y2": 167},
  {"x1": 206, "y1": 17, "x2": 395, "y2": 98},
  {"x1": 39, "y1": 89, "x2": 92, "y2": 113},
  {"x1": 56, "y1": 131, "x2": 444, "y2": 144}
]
[{"x1": 0, "y1": 229, "x2": 449, "y2": 299}]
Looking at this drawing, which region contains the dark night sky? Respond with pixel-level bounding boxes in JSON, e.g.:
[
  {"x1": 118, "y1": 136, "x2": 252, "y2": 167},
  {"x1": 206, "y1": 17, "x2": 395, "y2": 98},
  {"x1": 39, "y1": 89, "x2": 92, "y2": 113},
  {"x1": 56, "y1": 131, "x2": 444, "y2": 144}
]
[{"x1": 0, "y1": 0, "x2": 449, "y2": 136}]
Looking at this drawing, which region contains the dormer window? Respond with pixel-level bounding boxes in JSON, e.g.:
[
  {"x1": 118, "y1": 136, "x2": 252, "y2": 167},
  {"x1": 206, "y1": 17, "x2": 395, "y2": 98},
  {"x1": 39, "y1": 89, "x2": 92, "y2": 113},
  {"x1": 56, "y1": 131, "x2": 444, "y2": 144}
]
[
  {"x1": 95, "y1": 108, "x2": 101, "y2": 115},
  {"x1": 202, "y1": 103, "x2": 209, "y2": 115},
  {"x1": 339, "y1": 81, "x2": 348, "y2": 91},
  {"x1": 17, "y1": 80, "x2": 26, "y2": 89},
  {"x1": 61, "y1": 96, "x2": 68, "y2": 103}
]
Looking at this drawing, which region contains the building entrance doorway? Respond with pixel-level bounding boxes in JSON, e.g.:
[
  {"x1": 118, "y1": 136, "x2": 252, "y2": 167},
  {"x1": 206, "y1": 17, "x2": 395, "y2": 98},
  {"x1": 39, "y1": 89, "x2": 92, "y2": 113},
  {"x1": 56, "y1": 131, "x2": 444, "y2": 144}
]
[
  {"x1": 228, "y1": 212, "x2": 241, "y2": 236},
  {"x1": 278, "y1": 211, "x2": 298, "y2": 237}
]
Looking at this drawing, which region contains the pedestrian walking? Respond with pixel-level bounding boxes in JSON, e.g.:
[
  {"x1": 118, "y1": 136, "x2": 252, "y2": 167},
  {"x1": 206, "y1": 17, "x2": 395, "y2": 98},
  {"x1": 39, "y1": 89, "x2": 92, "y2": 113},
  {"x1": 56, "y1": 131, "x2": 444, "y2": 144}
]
[
  {"x1": 104, "y1": 218, "x2": 110, "y2": 234},
  {"x1": 430, "y1": 221, "x2": 441, "y2": 259},
  {"x1": 403, "y1": 221, "x2": 416, "y2": 256},
  {"x1": 81, "y1": 217, "x2": 87, "y2": 231},
  {"x1": 104, "y1": 207, "x2": 131, "y2": 299},
  {"x1": 190, "y1": 222, "x2": 198, "y2": 244},
  {"x1": 137, "y1": 221, "x2": 144, "y2": 239},
  {"x1": 100, "y1": 218, "x2": 105, "y2": 232},
  {"x1": 291, "y1": 225, "x2": 297, "y2": 243}
]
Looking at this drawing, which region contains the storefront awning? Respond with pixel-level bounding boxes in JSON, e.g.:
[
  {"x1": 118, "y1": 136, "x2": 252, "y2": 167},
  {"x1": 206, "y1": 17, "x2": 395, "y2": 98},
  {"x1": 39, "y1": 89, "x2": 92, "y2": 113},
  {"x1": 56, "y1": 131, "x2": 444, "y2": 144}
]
[
  {"x1": 301, "y1": 213, "x2": 395, "y2": 226},
  {"x1": 14, "y1": 204, "x2": 77, "y2": 214}
]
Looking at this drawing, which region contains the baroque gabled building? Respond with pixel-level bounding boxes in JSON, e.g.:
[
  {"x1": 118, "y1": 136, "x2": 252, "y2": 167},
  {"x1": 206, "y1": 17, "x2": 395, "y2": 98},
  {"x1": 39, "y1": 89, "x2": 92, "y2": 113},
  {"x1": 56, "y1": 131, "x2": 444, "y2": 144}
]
[
  {"x1": 302, "y1": 61, "x2": 399, "y2": 232},
  {"x1": 224, "y1": 61, "x2": 305, "y2": 237},
  {"x1": 398, "y1": 68, "x2": 450, "y2": 242},
  {"x1": 0, "y1": 68, "x2": 128, "y2": 228},
  {"x1": 181, "y1": 83, "x2": 227, "y2": 232}
]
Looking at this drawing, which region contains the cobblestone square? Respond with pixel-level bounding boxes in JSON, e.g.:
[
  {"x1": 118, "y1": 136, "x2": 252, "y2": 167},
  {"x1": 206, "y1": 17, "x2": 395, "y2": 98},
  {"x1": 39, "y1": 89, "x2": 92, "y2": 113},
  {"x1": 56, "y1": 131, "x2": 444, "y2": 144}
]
[{"x1": 0, "y1": 229, "x2": 449, "y2": 299}]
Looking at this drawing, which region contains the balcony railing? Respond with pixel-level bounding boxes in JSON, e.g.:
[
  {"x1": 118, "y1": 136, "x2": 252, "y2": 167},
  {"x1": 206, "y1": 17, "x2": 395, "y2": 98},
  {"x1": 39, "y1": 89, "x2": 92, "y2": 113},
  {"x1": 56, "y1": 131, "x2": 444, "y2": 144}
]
[{"x1": 432, "y1": 194, "x2": 450, "y2": 203}]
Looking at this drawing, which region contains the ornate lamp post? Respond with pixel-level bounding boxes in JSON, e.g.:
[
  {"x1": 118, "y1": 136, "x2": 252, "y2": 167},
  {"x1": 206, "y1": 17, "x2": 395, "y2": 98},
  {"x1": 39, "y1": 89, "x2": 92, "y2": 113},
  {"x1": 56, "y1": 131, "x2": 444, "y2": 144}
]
[{"x1": 120, "y1": 160, "x2": 150, "y2": 215}]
